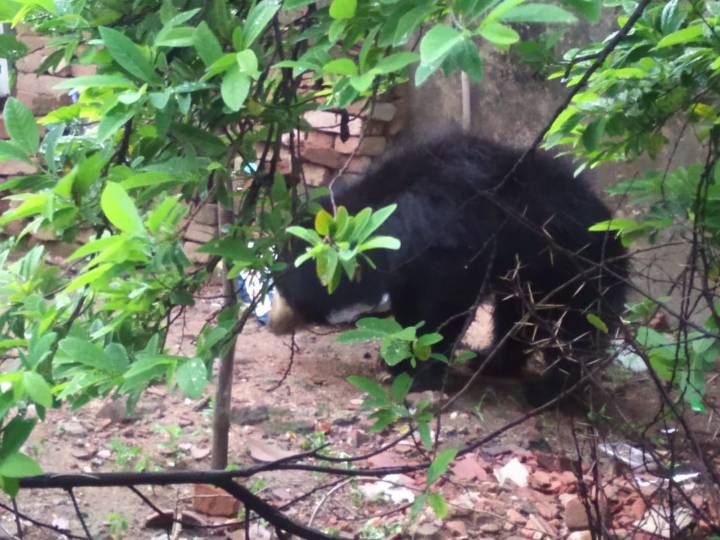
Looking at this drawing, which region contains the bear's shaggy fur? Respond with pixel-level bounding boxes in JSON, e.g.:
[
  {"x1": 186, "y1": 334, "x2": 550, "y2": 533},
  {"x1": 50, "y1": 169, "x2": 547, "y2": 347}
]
[{"x1": 269, "y1": 133, "x2": 629, "y2": 404}]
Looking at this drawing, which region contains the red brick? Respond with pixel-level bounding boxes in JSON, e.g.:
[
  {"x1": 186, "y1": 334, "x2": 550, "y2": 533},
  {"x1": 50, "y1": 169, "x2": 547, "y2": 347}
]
[
  {"x1": 347, "y1": 99, "x2": 368, "y2": 116},
  {"x1": 334, "y1": 136, "x2": 386, "y2": 156},
  {"x1": 304, "y1": 110, "x2": 340, "y2": 132},
  {"x1": 70, "y1": 63, "x2": 97, "y2": 77},
  {"x1": 193, "y1": 204, "x2": 218, "y2": 227},
  {"x1": 303, "y1": 131, "x2": 334, "y2": 150},
  {"x1": 302, "y1": 163, "x2": 329, "y2": 186},
  {"x1": 16, "y1": 73, "x2": 73, "y2": 115},
  {"x1": 192, "y1": 484, "x2": 240, "y2": 517},
  {"x1": 19, "y1": 34, "x2": 50, "y2": 53},
  {"x1": 303, "y1": 110, "x2": 364, "y2": 136},
  {"x1": 184, "y1": 223, "x2": 215, "y2": 243},
  {"x1": 184, "y1": 242, "x2": 209, "y2": 264},
  {"x1": 0, "y1": 160, "x2": 37, "y2": 176},
  {"x1": 302, "y1": 146, "x2": 345, "y2": 169},
  {"x1": 16, "y1": 48, "x2": 71, "y2": 76}
]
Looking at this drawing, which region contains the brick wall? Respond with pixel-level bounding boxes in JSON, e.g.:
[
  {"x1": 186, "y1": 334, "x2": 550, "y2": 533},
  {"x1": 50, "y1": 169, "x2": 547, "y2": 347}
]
[{"x1": 0, "y1": 24, "x2": 77, "y2": 180}]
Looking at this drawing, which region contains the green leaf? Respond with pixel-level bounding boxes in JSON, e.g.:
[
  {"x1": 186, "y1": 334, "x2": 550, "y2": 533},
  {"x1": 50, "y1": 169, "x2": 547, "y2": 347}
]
[
  {"x1": 120, "y1": 171, "x2": 175, "y2": 189},
  {"x1": 56, "y1": 336, "x2": 127, "y2": 375},
  {"x1": 0, "y1": 452, "x2": 42, "y2": 478},
  {"x1": 357, "y1": 235, "x2": 401, "y2": 252},
  {"x1": 197, "y1": 238, "x2": 255, "y2": 262},
  {"x1": 194, "y1": 21, "x2": 223, "y2": 66},
  {"x1": 428, "y1": 491, "x2": 449, "y2": 518},
  {"x1": 323, "y1": 58, "x2": 358, "y2": 76},
  {"x1": 4, "y1": 98, "x2": 39, "y2": 155},
  {"x1": 476, "y1": 21, "x2": 520, "y2": 45},
  {"x1": 99, "y1": 26, "x2": 160, "y2": 84},
  {"x1": 244, "y1": 0, "x2": 282, "y2": 46},
  {"x1": 410, "y1": 493, "x2": 428, "y2": 520},
  {"x1": 656, "y1": 24, "x2": 704, "y2": 48},
  {"x1": 346, "y1": 375, "x2": 387, "y2": 401},
  {"x1": 22, "y1": 372, "x2": 53, "y2": 408},
  {"x1": 374, "y1": 52, "x2": 419, "y2": 74},
  {"x1": 391, "y1": 373, "x2": 413, "y2": 402},
  {"x1": 419, "y1": 24, "x2": 464, "y2": 70},
  {"x1": 500, "y1": 3, "x2": 577, "y2": 23},
  {"x1": 221, "y1": 65, "x2": 251, "y2": 111},
  {"x1": 588, "y1": 218, "x2": 637, "y2": 232},
  {"x1": 236, "y1": 49, "x2": 260, "y2": 78},
  {"x1": 314, "y1": 209, "x2": 333, "y2": 235},
  {"x1": 0, "y1": 418, "x2": 36, "y2": 461},
  {"x1": 0, "y1": 193, "x2": 48, "y2": 225},
  {"x1": 337, "y1": 328, "x2": 388, "y2": 343},
  {"x1": 562, "y1": 0, "x2": 601, "y2": 22},
  {"x1": 660, "y1": 0, "x2": 685, "y2": 34},
  {"x1": 287, "y1": 225, "x2": 323, "y2": 245},
  {"x1": 586, "y1": 313, "x2": 608, "y2": 334},
  {"x1": 581, "y1": 118, "x2": 607, "y2": 151},
  {"x1": 0, "y1": 140, "x2": 33, "y2": 163},
  {"x1": 176, "y1": 358, "x2": 208, "y2": 399},
  {"x1": 427, "y1": 448, "x2": 458, "y2": 485},
  {"x1": 329, "y1": 0, "x2": 357, "y2": 19},
  {"x1": 101, "y1": 182, "x2": 146, "y2": 235},
  {"x1": 64, "y1": 263, "x2": 113, "y2": 292},
  {"x1": 97, "y1": 106, "x2": 135, "y2": 142},
  {"x1": 156, "y1": 26, "x2": 196, "y2": 47}
]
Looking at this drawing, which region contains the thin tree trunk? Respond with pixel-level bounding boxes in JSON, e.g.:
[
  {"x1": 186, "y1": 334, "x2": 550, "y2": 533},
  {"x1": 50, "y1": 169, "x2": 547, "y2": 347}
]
[{"x1": 211, "y1": 204, "x2": 237, "y2": 470}]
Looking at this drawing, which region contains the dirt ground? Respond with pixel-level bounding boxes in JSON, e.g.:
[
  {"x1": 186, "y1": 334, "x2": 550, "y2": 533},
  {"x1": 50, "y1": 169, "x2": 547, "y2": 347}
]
[{"x1": 2, "y1": 289, "x2": 720, "y2": 539}]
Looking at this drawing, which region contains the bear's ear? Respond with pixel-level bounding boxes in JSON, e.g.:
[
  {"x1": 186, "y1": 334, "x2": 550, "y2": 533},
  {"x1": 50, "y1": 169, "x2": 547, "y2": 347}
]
[{"x1": 268, "y1": 293, "x2": 305, "y2": 335}]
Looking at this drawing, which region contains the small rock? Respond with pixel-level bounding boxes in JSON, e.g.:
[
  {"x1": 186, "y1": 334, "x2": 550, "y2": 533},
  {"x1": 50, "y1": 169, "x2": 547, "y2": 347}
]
[
  {"x1": 230, "y1": 405, "x2": 269, "y2": 426},
  {"x1": 445, "y1": 519, "x2": 468, "y2": 537},
  {"x1": 72, "y1": 445, "x2": 97, "y2": 460},
  {"x1": 191, "y1": 446, "x2": 211, "y2": 460},
  {"x1": 481, "y1": 444, "x2": 512, "y2": 458},
  {"x1": 59, "y1": 421, "x2": 87, "y2": 436},
  {"x1": 479, "y1": 522, "x2": 501, "y2": 533},
  {"x1": 351, "y1": 429, "x2": 371, "y2": 447},
  {"x1": 532, "y1": 469, "x2": 553, "y2": 488},
  {"x1": 178, "y1": 443, "x2": 193, "y2": 453},
  {"x1": 97, "y1": 449, "x2": 111, "y2": 460},
  {"x1": 507, "y1": 508, "x2": 526, "y2": 524},
  {"x1": 567, "y1": 532, "x2": 592, "y2": 540},
  {"x1": 635, "y1": 505, "x2": 694, "y2": 538},
  {"x1": 413, "y1": 522, "x2": 442, "y2": 539},
  {"x1": 628, "y1": 497, "x2": 647, "y2": 520},
  {"x1": 564, "y1": 496, "x2": 589, "y2": 529},
  {"x1": 332, "y1": 414, "x2": 357, "y2": 426},
  {"x1": 51, "y1": 516, "x2": 70, "y2": 531},
  {"x1": 262, "y1": 419, "x2": 315, "y2": 436}
]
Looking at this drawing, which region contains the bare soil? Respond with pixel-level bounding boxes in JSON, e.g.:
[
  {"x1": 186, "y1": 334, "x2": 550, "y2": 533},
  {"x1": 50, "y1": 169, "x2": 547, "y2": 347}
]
[{"x1": 2, "y1": 289, "x2": 720, "y2": 539}]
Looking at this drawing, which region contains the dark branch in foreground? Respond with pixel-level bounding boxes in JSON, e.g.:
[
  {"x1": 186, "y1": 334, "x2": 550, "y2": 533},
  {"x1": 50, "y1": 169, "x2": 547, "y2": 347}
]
[{"x1": 19, "y1": 472, "x2": 347, "y2": 540}]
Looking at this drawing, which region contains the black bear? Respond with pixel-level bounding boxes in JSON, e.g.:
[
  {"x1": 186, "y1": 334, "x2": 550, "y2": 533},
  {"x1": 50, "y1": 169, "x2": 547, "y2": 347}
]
[{"x1": 268, "y1": 133, "x2": 629, "y2": 404}]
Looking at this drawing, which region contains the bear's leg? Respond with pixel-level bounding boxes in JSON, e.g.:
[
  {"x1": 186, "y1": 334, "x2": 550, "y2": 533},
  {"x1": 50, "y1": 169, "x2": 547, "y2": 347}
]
[
  {"x1": 478, "y1": 295, "x2": 532, "y2": 377},
  {"x1": 524, "y1": 308, "x2": 603, "y2": 406},
  {"x1": 388, "y1": 284, "x2": 476, "y2": 392}
]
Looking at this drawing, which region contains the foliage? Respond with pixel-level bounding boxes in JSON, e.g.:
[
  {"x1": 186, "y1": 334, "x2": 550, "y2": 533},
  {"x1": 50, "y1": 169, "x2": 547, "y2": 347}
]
[
  {"x1": 545, "y1": 0, "x2": 720, "y2": 411},
  {"x1": 0, "y1": 0, "x2": 595, "y2": 490},
  {"x1": 288, "y1": 204, "x2": 400, "y2": 293}
]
